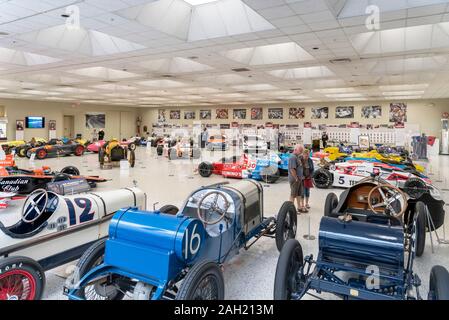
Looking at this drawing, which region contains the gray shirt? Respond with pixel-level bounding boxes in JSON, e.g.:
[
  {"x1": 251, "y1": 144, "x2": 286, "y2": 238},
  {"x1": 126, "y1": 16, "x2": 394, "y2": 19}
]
[{"x1": 288, "y1": 154, "x2": 304, "y2": 183}]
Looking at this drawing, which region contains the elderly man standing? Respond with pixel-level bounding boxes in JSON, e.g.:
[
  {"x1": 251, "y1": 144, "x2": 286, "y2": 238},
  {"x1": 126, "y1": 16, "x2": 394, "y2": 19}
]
[{"x1": 288, "y1": 144, "x2": 308, "y2": 214}]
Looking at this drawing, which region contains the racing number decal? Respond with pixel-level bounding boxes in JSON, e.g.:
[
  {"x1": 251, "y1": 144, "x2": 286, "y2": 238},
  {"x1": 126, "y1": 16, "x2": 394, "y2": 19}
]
[
  {"x1": 184, "y1": 223, "x2": 201, "y2": 260},
  {"x1": 338, "y1": 176, "x2": 345, "y2": 185},
  {"x1": 64, "y1": 198, "x2": 95, "y2": 226},
  {"x1": 338, "y1": 176, "x2": 357, "y2": 187}
]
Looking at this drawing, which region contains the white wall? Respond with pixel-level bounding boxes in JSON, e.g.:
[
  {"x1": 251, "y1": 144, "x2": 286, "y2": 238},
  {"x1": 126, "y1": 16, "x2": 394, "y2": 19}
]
[
  {"x1": 138, "y1": 99, "x2": 449, "y2": 137},
  {"x1": 1, "y1": 99, "x2": 139, "y2": 141}
]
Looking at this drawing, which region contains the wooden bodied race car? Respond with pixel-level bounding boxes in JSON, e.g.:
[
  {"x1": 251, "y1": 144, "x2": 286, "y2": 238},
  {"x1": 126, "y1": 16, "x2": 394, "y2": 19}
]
[
  {"x1": 274, "y1": 178, "x2": 449, "y2": 301},
  {"x1": 27, "y1": 139, "x2": 85, "y2": 160},
  {"x1": 99, "y1": 139, "x2": 135, "y2": 169},
  {"x1": 0, "y1": 165, "x2": 107, "y2": 195},
  {"x1": 64, "y1": 180, "x2": 297, "y2": 300},
  {"x1": 14, "y1": 138, "x2": 48, "y2": 158},
  {"x1": 0, "y1": 187, "x2": 146, "y2": 300}
]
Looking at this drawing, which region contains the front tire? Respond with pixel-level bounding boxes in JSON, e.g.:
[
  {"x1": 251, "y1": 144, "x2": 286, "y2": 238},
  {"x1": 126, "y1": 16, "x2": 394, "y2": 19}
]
[
  {"x1": 0, "y1": 257, "x2": 45, "y2": 300},
  {"x1": 274, "y1": 239, "x2": 304, "y2": 300},
  {"x1": 312, "y1": 168, "x2": 333, "y2": 189},
  {"x1": 75, "y1": 240, "x2": 125, "y2": 300},
  {"x1": 36, "y1": 149, "x2": 47, "y2": 160},
  {"x1": 129, "y1": 150, "x2": 136, "y2": 168},
  {"x1": 414, "y1": 201, "x2": 427, "y2": 257},
  {"x1": 198, "y1": 162, "x2": 213, "y2": 177},
  {"x1": 176, "y1": 261, "x2": 224, "y2": 300},
  {"x1": 429, "y1": 265, "x2": 449, "y2": 300},
  {"x1": 275, "y1": 202, "x2": 297, "y2": 252},
  {"x1": 61, "y1": 166, "x2": 80, "y2": 176},
  {"x1": 324, "y1": 193, "x2": 338, "y2": 217},
  {"x1": 159, "y1": 205, "x2": 179, "y2": 215},
  {"x1": 74, "y1": 145, "x2": 85, "y2": 157}
]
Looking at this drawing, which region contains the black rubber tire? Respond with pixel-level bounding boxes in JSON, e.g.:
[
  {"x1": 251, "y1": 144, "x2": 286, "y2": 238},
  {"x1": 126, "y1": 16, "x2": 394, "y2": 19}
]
[
  {"x1": 18, "y1": 147, "x2": 27, "y2": 158},
  {"x1": 128, "y1": 143, "x2": 137, "y2": 151},
  {"x1": 275, "y1": 202, "x2": 298, "y2": 252},
  {"x1": 75, "y1": 239, "x2": 125, "y2": 300},
  {"x1": 157, "y1": 145, "x2": 163, "y2": 156},
  {"x1": 274, "y1": 239, "x2": 304, "y2": 300},
  {"x1": 61, "y1": 166, "x2": 80, "y2": 176},
  {"x1": 198, "y1": 162, "x2": 213, "y2": 178},
  {"x1": 324, "y1": 193, "x2": 338, "y2": 217},
  {"x1": 74, "y1": 145, "x2": 85, "y2": 157},
  {"x1": 0, "y1": 256, "x2": 45, "y2": 300},
  {"x1": 129, "y1": 150, "x2": 136, "y2": 168},
  {"x1": 415, "y1": 201, "x2": 427, "y2": 257},
  {"x1": 312, "y1": 168, "x2": 333, "y2": 189},
  {"x1": 176, "y1": 260, "x2": 224, "y2": 300},
  {"x1": 261, "y1": 167, "x2": 281, "y2": 184},
  {"x1": 429, "y1": 265, "x2": 449, "y2": 300},
  {"x1": 159, "y1": 205, "x2": 179, "y2": 215},
  {"x1": 36, "y1": 149, "x2": 47, "y2": 160},
  {"x1": 51, "y1": 173, "x2": 71, "y2": 183},
  {"x1": 404, "y1": 178, "x2": 428, "y2": 199},
  {"x1": 99, "y1": 149, "x2": 105, "y2": 166}
]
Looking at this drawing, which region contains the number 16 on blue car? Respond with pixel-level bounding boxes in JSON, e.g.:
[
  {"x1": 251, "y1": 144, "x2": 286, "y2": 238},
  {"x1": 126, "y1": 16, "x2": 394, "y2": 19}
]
[{"x1": 64, "y1": 180, "x2": 297, "y2": 300}]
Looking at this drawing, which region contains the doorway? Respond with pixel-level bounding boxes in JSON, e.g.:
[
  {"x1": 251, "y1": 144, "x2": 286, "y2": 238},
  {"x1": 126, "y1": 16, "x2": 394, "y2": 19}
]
[{"x1": 63, "y1": 115, "x2": 74, "y2": 138}]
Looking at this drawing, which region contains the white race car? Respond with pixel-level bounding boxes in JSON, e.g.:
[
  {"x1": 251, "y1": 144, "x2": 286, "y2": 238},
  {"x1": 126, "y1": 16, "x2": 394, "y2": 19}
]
[
  {"x1": 0, "y1": 187, "x2": 146, "y2": 300},
  {"x1": 312, "y1": 161, "x2": 432, "y2": 190}
]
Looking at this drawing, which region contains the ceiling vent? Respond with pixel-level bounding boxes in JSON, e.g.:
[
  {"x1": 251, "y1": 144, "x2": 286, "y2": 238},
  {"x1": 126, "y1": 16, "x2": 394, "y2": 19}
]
[
  {"x1": 329, "y1": 58, "x2": 352, "y2": 64},
  {"x1": 232, "y1": 68, "x2": 251, "y2": 72}
]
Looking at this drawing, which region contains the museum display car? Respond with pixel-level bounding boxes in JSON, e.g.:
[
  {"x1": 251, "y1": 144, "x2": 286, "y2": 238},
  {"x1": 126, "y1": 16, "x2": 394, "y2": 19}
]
[
  {"x1": 14, "y1": 138, "x2": 47, "y2": 158},
  {"x1": 99, "y1": 139, "x2": 135, "y2": 169},
  {"x1": 64, "y1": 180, "x2": 297, "y2": 300},
  {"x1": 0, "y1": 187, "x2": 146, "y2": 300},
  {"x1": 167, "y1": 137, "x2": 201, "y2": 160},
  {"x1": 274, "y1": 178, "x2": 449, "y2": 301},
  {"x1": 198, "y1": 152, "x2": 282, "y2": 184},
  {"x1": 26, "y1": 139, "x2": 86, "y2": 160}
]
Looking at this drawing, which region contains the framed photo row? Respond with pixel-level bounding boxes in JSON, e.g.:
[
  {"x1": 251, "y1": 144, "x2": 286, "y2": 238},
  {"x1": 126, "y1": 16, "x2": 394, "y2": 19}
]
[{"x1": 155, "y1": 104, "x2": 407, "y2": 122}]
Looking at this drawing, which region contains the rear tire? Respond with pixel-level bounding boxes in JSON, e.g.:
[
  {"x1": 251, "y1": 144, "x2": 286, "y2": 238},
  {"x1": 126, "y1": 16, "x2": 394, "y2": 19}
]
[
  {"x1": 429, "y1": 265, "x2": 449, "y2": 300},
  {"x1": 198, "y1": 162, "x2": 213, "y2": 178},
  {"x1": 61, "y1": 166, "x2": 80, "y2": 176},
  {"x1": 0, "y1": 257, "x2": 45, "y2": 300},
  {"x1": 159, "y1": 205, "x2": 179, "y2": 215},
  {"x1": 36, "y1": 149, "x2": 47, "y2": 160},
  {"x1": 176, "y1": 261, "x2": 224, "y2": 300},
  {"x1": 129, "y1": 150, "x2": 136, "y2": 168},
  {"x1": 51, "y1": 173, "x2": 71, "y2": 183},
  {"x1": 74, "y1": 145, "x2": 85, "y2": 157},
  {"x1": 99, "y1": 149, "x2": 105, "y2": 166},
  {"x1": 157, "y1": 145, "x2": 163, "y2": 156},
  {"x1": 274, "y1": 239, "x2": 304, "y2": 300},
  {"x1": 312, "y1": 168, "x2": 333, "y2": 189},
  {"x1": 324, "y1": 193, "x2": 338, "y2": 217},
  {"x1": 275, "y1": 202, "x2": 297, "y2": 252},
  {"x1": 128, "y1": 143, "x2": 137, "y2": 151}
]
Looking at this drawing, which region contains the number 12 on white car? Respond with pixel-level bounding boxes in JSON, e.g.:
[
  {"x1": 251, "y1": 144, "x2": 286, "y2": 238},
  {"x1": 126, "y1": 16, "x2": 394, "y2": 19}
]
[{"x1": 64, "y1": 198, "x2": 95, "y2": 226}]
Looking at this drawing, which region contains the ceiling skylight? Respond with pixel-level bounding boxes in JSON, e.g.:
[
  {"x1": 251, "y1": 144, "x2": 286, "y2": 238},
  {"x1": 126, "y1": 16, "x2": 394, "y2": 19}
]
[
  {"x1": 268, "y1": 66, "x2": 335, "y2": 80},
  {"x1": 0, "y1": 47, "x2": 60, "y2": 66},
  {"x1": 222, "y1": 42, "x2": 314, "y2": 66}
]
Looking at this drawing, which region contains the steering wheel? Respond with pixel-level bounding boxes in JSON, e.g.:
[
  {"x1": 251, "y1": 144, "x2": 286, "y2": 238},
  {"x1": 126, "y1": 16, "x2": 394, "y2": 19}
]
[
  {"x1": 367, "y1": 184, "x2": 407, "y2": 218},
  {"x1": 22, "y1": 189, "x2": 48, "y2": 223},
  {"x1": 197, "y1": 191, "x2": 230, "y2": 225}
]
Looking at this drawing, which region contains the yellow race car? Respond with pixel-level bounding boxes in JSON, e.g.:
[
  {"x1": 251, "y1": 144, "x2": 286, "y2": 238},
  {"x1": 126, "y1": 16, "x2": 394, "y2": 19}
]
[
  {"x1": 14, "y1": 138, "x2": 48, "y2": 157},
  {"x1": 1, "y1": 140, "x2": 26, "y2": 154}
]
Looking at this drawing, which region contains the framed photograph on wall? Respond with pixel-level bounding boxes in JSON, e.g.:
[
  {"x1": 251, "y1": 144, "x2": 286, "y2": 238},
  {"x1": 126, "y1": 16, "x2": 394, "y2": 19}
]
[
  {"x1": 251, "y1": 108, "x2": 263, "y2": 120},
  {"x1": 362, "y1": 106, "x2": 382, "y2": 119},
  {"x1": 170, "y1": 110, "x2": 181, "y2": 120},
  {"x1": 233, "y1": 109, "x2": 247, "y2": 120},
  {"x1": 158, "y1": 109, "x2": 166, "y2": 123},
  {"x1": 16, "y1": 120, "x2": 24, "y2": 131},
  {"x1": 184, "y1": 111, "x2": 196, "y2": 120},
  {"x1": 86, "y1": 113, "x2": 105, "y2": 129},
  {"x1": 336, "y1": 106, "x2": 354, "y2": 119},
  {"x1": 200, "y1": 110, "x2": 211, "y2": 120},
  {"x1": 49, "y1": 120, "x2": 56, "y2": 131},
  {"x1": 311, "y1": 107, "x2": 329, "y2": 119},
  {"x1": 359, "y1": 135, "x2": 370, "y2": 150},
  {"x1": 216, "y1": 109, "x2": 229, "y2": 120},
  {"x1": 390, "y1": 103, "x2": 407, "y2": 123},
  {"x1": 289, "y1": 107, "x2": 305, "y2": 119},
  {"x1": 268, "y1": 108, "x2": 283, "y2": 120}
]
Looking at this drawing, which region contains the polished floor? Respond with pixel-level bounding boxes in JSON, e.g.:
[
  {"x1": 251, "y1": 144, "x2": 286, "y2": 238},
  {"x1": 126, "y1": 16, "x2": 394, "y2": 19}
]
[{"x1": 2, "y1": 146, "x2": 449, "y2": 300}]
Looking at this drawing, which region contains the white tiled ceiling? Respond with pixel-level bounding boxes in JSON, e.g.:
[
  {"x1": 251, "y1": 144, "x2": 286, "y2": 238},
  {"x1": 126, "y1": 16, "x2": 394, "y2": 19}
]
[{"x1": 1, "y1": 0, "x2": 449, "y2": 106}]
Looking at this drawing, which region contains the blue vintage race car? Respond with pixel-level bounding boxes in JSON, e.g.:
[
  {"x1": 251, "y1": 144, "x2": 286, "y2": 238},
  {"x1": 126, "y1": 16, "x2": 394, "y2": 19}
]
[{"x1": 64, "y1": 180, "x2": 297, "y2": 300}]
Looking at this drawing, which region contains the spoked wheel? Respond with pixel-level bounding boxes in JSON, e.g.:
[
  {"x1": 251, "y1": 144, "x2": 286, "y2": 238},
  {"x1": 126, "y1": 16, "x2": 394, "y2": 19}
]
[
  {"x1": 275, "y1": 202, "x2": 298, "y2": 251},
  {"x1": 0, "y1": 257, "x2": 45, "y2": 301},
  {"x1": 176, "y1": 261, "x2": 224, "y2": 300},
  {"x1": 274, "y1": 239, "x2": 304, "y2": 300},
  {"x1": 75, "y1": 240, "x2": 125, "y2": 301}
]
